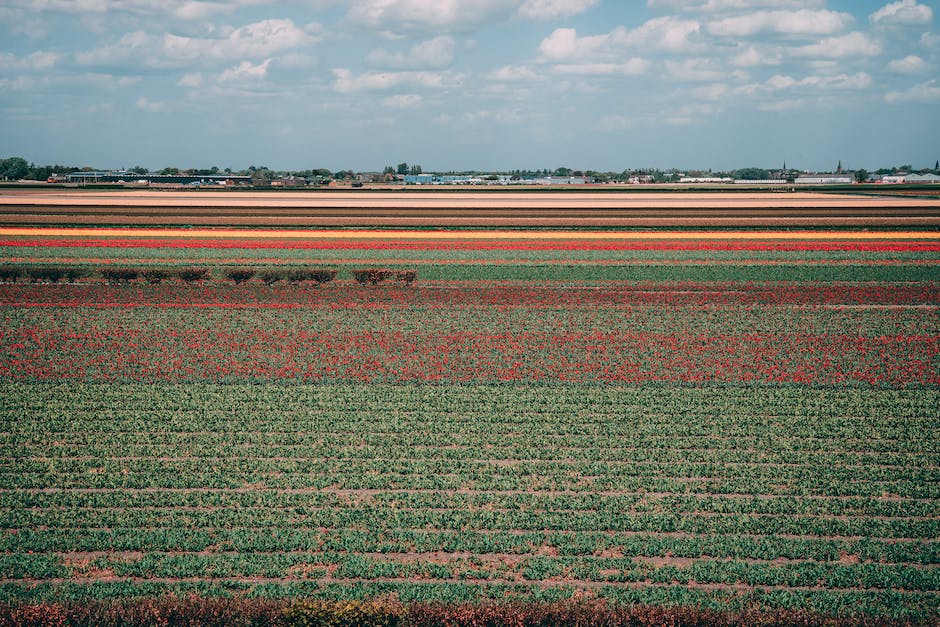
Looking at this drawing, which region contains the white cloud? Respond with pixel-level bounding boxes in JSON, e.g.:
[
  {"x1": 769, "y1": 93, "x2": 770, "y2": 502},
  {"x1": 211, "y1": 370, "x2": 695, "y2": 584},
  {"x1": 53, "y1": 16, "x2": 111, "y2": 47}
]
[
  {"x1": 518, "y1": 0, "x2": 598, "y2": 20},
  {"x1": 922, "y1": 32, "x2": 940, "y2": 48},
  {"x1": 552, "y1": 60, "x2": 650, "y2": 76},
  {"x1": 738, "y1": 71, "x2": 873, "y2": 95},
  {"x1": 794, "y1": 32, "x2": 882, "y2": 58},
  {"x1": 757, "y1": 97, "x2": 811, "y2": 111},
  {"x1": 888, "y1": 55, "x2": 929, "y2": 74},
  {"x1": 0, "y1": 50, "x2": 60, "y2": 70},
  {"x1": 870, "y1": 0, "x2": 933, "y2": 26},
  {"x1": 539, "y1": 28, "x2": 602, "y2": 61},
  {"x1": 487, "y1": 65, "x2": 542, "y2": 81},
  {"x1": 177, "y1": 72, "x2": 203, "y2": 87},
  {"x1": 618, "y1": 16, "x2": 701, "y2": 52},
  {"x1": 218, "y1": 58, "x2": 272, "y2": 82},
  {"x1": 598, "y1": 114, "x2": 636, "y2": 130},
  {"x1": 136, "y1": 96, "x2": 167, "y2": 112},
  {"x1": 382, "y1": 93, "x2": 423, "y2": 107},
  {"x1": 539, "y1": 17, "x2": 700, "y2": 63},
  {"x1": 346, "y1": 0, "x2": 512, "y2": 31},
  {"x1": 647, "y1": 0, "x2": 825, "y2": 11},
  {"x1": 665, "y1": 58, "x2": 724, "y2": 81},
  {"x1": 164, "y1": 19, "x2": 314, "y2": 60},
  {"x1": 76, "y1": 19, "x2": 315, "y2": 68},
  {"x1": 690, "y1": 83, "x2": 729, "y2": 100},
  {"x1": 332, "y1": 68, "x2": 459, "y2": 93},
  {"x1": 367, "y1": 36, "x2": 456, "y2": 69},
  {"x1": 730, "y1": 46, "x2": 781, "y2": 67},
  {"x1": 707, "y1": 10, "x2": 852, "y2": 37},
  {"x1": 885, "y1": 79, "x2": 940, "y2": 102},
  {"x1": 8, "y1": 0, "x2": 279, "y2": 19}
]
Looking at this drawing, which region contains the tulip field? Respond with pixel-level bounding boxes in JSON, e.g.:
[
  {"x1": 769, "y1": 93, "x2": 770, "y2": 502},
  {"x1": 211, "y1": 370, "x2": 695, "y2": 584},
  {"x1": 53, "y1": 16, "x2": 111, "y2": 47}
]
[{"x1": 0, "y1": 190, "x2": 938, "y2": 624}]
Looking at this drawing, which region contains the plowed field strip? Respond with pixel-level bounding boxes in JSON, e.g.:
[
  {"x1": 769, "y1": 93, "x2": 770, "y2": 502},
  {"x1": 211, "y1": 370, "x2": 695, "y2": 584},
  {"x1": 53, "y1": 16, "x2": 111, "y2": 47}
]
[
  {"x1": 9, "y1": 257, "x2": 936, "y2": 266},
  {"x1": 4, "y1": 215, "x2": 940, "y2": 228},
  {"x1": 1, "y1": 228, "x2": 938, "y2": 240}
]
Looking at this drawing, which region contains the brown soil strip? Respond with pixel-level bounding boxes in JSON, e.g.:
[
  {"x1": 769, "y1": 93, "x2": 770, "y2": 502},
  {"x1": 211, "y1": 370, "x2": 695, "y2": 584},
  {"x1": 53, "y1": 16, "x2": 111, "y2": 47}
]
[
  {"x1": 45, "y1": 550, "x2": 930, "y2": 569},
  {"x1": 2, "y1": 487, "x2": 932, "y2": 503},
  {"x1": 0, "y1": 227, "x2": 937, "y2": 240},
  {"x1": 3, "y1": 215, "x2": 940, "y2": 227},
  {"x1": 3, "y1": 190, "x2": 940, "y2": 209}
]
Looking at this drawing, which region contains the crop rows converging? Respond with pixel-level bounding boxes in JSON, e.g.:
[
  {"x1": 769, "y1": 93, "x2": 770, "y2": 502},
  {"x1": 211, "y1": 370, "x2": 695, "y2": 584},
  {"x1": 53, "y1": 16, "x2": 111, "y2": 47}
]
[{"x1": 0, "y1": 226, "x2": 938, "y2": 621}]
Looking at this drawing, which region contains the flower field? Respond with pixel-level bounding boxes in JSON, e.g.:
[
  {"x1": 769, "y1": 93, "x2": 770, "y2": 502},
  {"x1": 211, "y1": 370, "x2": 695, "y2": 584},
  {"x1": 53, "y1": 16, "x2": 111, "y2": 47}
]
[{"x1": 0, "y1": 202, "x2": 938, "y2": 624}]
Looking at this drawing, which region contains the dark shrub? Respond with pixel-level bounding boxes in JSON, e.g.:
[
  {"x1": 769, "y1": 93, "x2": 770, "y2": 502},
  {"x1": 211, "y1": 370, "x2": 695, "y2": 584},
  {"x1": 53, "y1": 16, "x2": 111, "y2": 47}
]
[
  {"x1": 0, "y1": 267, "x2": 22, "y2": 283},
  {"x1": 64, "y1": 268, "x2": 87, "y2": 283},
  {"x1": 310, "y1": 269, "x2": 338, "y2": 284},
  {"x1": 101, "y1": 268, "x2": 139, "y2": 283},
  {"x1": 352, "y1": 268, "x2": 393, "y2": 285},
  {"x1": 261, "y1": 270, "x2": 286, "y2": 285},
  {"x1": 286, "y1": 269, "x2": 311, "y2": 284},
  {"x1": 395, "y1": 270, "x2": 417, "y2": 285},
  {"x1": 226, "y1": 268, "x2": 256, "y2": 284},
  {"x1": 25, "y1": 267, "x2": 65, "y2": 283},
  {"x1": 142, "y1": 269, "x2": 168, "y2": 284},
  {"x1": 177, "y1": 268, "x2": 210, "y2": 283}
]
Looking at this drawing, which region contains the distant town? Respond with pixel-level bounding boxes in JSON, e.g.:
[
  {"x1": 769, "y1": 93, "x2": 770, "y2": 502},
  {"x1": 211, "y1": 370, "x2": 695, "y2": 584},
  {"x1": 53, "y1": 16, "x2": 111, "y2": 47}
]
[{"x1": 1, "y1": 156, "x2": 939, "y2": 188}]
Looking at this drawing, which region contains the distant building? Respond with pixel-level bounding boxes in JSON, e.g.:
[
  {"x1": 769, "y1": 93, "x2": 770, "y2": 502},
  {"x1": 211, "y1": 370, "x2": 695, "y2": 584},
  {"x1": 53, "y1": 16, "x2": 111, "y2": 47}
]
[
  {"x1": 537, "y1": 176, "x2": 589, "y2": 185},
  {"x1": 66, "y1": 171, "x2": 251, "y2": 186},
  {"x1": 795, "y1": 175, "x2": 853, "y2": 184},
  {"x1": 880, "y1": 175, "x2": 907, "y2": 184},
  {"x1": 679, "y1": 177, "x2": 733, "y2": 184},
  {"x1": 733, "y1": 179, "x2": 788, "y2": 185},
  {"x1": 904, "y1": 173, "x2": 940, "y2": 183}
]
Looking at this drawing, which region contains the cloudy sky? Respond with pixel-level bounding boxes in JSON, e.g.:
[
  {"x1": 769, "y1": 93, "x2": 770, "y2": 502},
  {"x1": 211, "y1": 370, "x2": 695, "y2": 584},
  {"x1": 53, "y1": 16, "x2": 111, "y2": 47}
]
[{"x1": 1, "y1": 0, "x2": 938, "y2": 172}]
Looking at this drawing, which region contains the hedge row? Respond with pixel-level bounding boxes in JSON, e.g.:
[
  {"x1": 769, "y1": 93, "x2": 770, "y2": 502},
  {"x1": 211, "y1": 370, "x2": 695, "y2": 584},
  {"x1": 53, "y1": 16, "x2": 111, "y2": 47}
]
[
  {"x1": 0, "y1": 597, "x2": 917, "y2": 627},
  {"x1": 0, "y1": 266, "x2": 416, "y2": 285}
]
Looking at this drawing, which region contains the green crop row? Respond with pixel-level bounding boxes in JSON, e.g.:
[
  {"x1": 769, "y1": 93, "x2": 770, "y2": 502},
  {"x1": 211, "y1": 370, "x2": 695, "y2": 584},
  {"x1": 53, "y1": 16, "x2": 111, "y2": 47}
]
[{"x1": 5, "y1": 529, "x2": 936, "y2": 564}]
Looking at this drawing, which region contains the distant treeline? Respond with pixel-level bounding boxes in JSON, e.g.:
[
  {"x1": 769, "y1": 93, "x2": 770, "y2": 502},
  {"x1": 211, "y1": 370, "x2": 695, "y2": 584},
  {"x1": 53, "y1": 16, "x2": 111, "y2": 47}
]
[{"x1": 2, "y1": 155, "x2": 938, "y2": 184}]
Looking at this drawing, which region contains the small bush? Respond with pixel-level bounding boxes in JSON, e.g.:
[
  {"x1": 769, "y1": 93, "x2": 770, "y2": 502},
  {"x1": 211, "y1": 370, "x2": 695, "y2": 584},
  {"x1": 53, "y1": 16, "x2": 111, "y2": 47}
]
[
  {"x1": 177, "y1": 268, "x2": 210, "y2": 283},
  {"x1": 64, "y1": 268, "x2": 87, "y2": 283},
  {"x1": 25, "y1": 267, "x2": 65, "y2": 283},
  {"x1": 261, "y1": 270, "x2": 286, "y2": 285},
  {"x1": 352, "y1": 268, "x2": 393, "y2": 285},
  {"x1": 226, "y1": 268, "x2": 256, "y2": 284},
  {"x1": 0, "y1": 267, "x2": 22, "y2": 283},
  {"x1": 142, "y1": 269, "x2": 168, "y2": 284},
  {"x1": 310, "y1": 269, "x2": 338, "y2": 284},
  {"x1": 395, "y1": 270, "x2": 417, "y2": 285},
  {"x1": 286, "y1": 269, "x2": 311, "y2": 284},
  {"x1": 101, "y1": 268, "x2": 139, "y2": 283}
]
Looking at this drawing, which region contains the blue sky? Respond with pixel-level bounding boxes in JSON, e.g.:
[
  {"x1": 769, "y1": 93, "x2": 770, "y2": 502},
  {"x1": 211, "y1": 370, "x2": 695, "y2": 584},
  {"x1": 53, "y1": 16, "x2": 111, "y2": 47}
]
[{"x1": 1, "y1": 0, "x2": 938, "y2": 172}]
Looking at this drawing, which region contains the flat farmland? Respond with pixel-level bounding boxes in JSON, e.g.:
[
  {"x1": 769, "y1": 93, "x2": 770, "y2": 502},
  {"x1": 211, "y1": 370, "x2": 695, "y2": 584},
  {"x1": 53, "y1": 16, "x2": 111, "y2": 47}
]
[
  {"x1": 0, "y1": 190, "x2": 938, "y2": 624},
  {"x1": 2, "y1": 189, "x2": 940, "y2": 227}
]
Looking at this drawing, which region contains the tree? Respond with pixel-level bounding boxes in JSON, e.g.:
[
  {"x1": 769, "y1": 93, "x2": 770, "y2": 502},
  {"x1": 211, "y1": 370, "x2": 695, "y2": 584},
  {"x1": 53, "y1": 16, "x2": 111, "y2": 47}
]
[
  {"x1": 935, "y1": 160, "x2": 939, "y2": 173},
  {"x1": 0, "y1": 157, "x2": 29, "y2": 181},
  {"x1": 396, "y1": 162, "x2": 409, "y2": 175},
  {"x1": 130, "y1": 166, "x2": 148, "y2": 175},
  {"x1": 409, "y1": 164, "x2": 422, "y2": 175},
  {"x1": 855, "y1": 169, "x2": 869, "y2": 183},
  {"x1": 735, "y1": 167, "x2": 770, "y2": 181}
]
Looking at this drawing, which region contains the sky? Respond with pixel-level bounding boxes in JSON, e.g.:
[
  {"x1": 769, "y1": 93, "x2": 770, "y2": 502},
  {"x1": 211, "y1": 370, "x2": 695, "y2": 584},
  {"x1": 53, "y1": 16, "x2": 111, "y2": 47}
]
[{"x1": 1, "y1": 0, "x2": 938, "y2": 173}]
